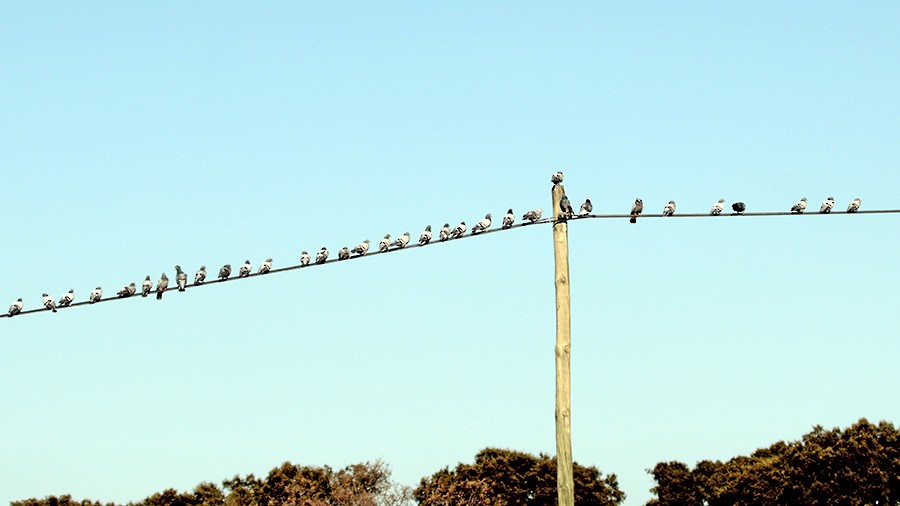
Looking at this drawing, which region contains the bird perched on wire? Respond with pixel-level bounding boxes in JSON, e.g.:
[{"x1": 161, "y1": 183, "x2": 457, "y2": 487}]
[
  {"x1": 559, "y1": 196, "x2": 574, "y2": 218},
  {"x1": 439, "y1": 224, "x2": 452, "y2": 242},
  {"x1": 300, "y1": 252, "x2": 311, "y2": 266},
  {"x1": 502, "y1": 209, "x2": 515, "y2": 229},
  {"x1": 522, "y1": 209, "x2": 542, "y2": 223},
  {"x1": 195, "y1": 266, "x2": 207, "y2": 285},
  {"x1": 732, "y1": 202, "x2": 746, "y2": 215},
  {"x1": 663, "y1": 200, "x2": 676, "y2": 216},
  {"x1": 59, "y1": 289, "x2": 75, "y2": 307},
  {"x1": 42, "y1": 293, "x2": 57, "y2": 313},
  {"x1": 315, "y1": 247, "x2": 329, "y2": 264},
  {"x1": 577, "y1": 199, "x2": 593, "y2": 216},
  {"x1": 393, "y1": 232, "x2": 411, "y2": 248},
  {"x1": 419, "y1": 226, "x2": 432, "y2": 246},
  {"x1": 338, "y1": 247, "x2": 350, "y2": 260},
  {"x1": 791, "y1": 197, "x2": 807, "y2": 213},
  {"x1": 710, "y1": 199, "x2": 726, "y2": 215},
  {"x1": 90, "y1": 287, "x2": 103, "y2": 303},
  {"x1": 450, "y1": 221, "x2": 467, "y2": 239},
  {"x1": 175, "y1": 265, "x2": 187, "y2": 291},
  {"x1": 218, "y1": 264, "x2": 232, "y2": 280},
  {"x1": 847, "y1": 198, "x2": 861, "y2": 213},
  {"x1": 156, "y1": 274, "x2": 168, "y2": 300},
  {"x1": 142, "y1": 276, "x2": 153, "y2": 297},
  {"x1": 551, "y1": 171, "x2": 564, "y2": 185},
  {"x1": 379, "y1": 234, "x2": 392, "y2": 252},
  {"x1": 629, "y1": 198, "x2": 643, "y2": 224},
  {"x1": 117, "y1": 283, "x2": 136, "y2": 298},
  {"x1": 471, "y1": 214, "x2": 492, "y2": 234},
  {"x1": 352, "y1": 240, "x2": 371, "y2": 256},
  {"x1": 819, "y1": 196, "x2": 835, "y2": 214},
  {"x1": 259, "y1": 258, "x2": 273, "y2": 274},
  {"x1": 239, "y1": 260, "x2": 252, "y2": 277},
  {"x1": 8, "y1": 298, "x2": 23, "y2": 316}
]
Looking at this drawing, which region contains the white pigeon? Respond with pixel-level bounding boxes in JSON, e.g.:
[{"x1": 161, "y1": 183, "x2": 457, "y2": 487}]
[
  {"x1": 819, "y1": 196, "x2": 835, "y2": 214},
  {"x1": 663, "y1": 200, "x2": 676, "y2": 216},
  {"x1": 338, "y1": 247, "x2": 350, "y2": 260},
  {"x1": 419, "y1": 226, "x2": 432, "y2": 246},
  {"x1": 175, "y1": 265, "x2": 187, "y2": 291},
  {"x1": 8, "y1": 298, "x2": 23, "y2": 316},
  {"x1": 42, "y1": 293, "x2": 57, "y2": 313},
  {"x1": 300, "y1": 252, "x2": 311, "y2": 266},
  {"x1": 315, "y1": 247, "x2": 329, "y2": 264},
  {"x1": 218, "y1": 264, "x2": 232, "y2": 280},
  {"x1": 90, "y1": 286, "x2": 103, "y2": 303},
  {"x1": 117, "y1": 283, "x2": 136, "y2": 298},
  {"x1": 142, "y1": 276, "x2": 152, "y2": 297},
  {"x1": 439, "y1": 224, "x2": 451, "y2": 242},
  {"x1": 791, "y1": 197, "x2": 808, "y2": 213},
  {"x1": 471, "y1": 214, "x2": 492, "y2": 234},
  {"x1": 551, "y1": 171, "x2": 564, "y2": 185},
  {"x1": 378, "y1": 234, "x2": 391, "y2": 252},
  {"x1": 847, "y1": 198, "x2": 861, "y2": 213},
  {"x1": 156, "y1": 274, "x2": 168, "y2": 300},
  {"x1": 577, "y1": 199, "x2": 593, "y2": 216},
  {"x1": 259, "y1": 258, "x2": 273, "y2": 274},
  {"x1": 710, "y1": 199, "x2": 725, "y2": 215},
  {"x1": 502, "y1": 209, "x2": 515, "y2": 229},
  {"x1": 450, "y1": 221, "x2": 467, "y2": 239},
  {"x1": 393, "y1": 232, "x2": 411, "y2": 248},
  {"x1": 522, "y1": 209, "x2": 542, "y2": 223},
  {"x1": 352, "y1": 240, "x2": 371, "y2": 256},
  {"x1": 59, "y1": 289, "x2": 75, "y2": 307},
  {"x1": 195, "y1": 266, "x2": 207, "y2": 285},
  {"x1": 239, "y1": 260, "x2": 252, "y2": 277}
]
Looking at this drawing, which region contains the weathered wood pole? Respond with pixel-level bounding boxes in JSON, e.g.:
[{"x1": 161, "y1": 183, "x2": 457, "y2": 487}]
[{"x1": 551, "y1": 183, "x2": 574, "y2": 506}]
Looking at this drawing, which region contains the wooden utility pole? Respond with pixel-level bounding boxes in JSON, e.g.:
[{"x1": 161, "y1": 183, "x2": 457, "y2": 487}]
[{"x1": 551, "y1": 183, "x2": 574, "y2": 506}]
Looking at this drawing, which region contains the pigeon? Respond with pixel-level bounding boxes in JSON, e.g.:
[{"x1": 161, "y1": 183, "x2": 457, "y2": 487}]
[
  {"x1": 219, "y1": 264, "x2": 232, "y2": 280},
  {"x1": 663, "y1": 200, "x2": 676, "y2": 216},
  {"x1": 393, "y1": 232, "x2": 411, "y2": 248},
  {"x1": 194, "y1": 266, "x2": 207, "y2": 285},
  {"x1": 90, "y1": 287, "x2": 103, "y2": 303},
  {"x1": 629, "y1": 198, "x2": 643, "y2": 224},
  {"x1": 43, "y1": 293, "x2": 57, "y2": 313},
  {"x1": 156, "y1": 274, "x2": 168, "y2": 300},
  {"x1": 175, "y1": 265, "x2": 187, "y2": 291},
  {"x1": 439, "y1": 224, "x2": 452, "y2": 242},
  {"x1": 732, "y1": 202, "x2": 746, "y2": 215},
  {"x1": 117, "y1": 283, "x2": 136, "y2": 298},
  {"x1": 59, "y1": 289, "x2": 75, "y2": 307},
  {"x1": 379, "y1": 234, "x2": 392, "y2": 252},
  {"x1": 559, "y1": 196, "x2": 574, "y2": 218},
  {"x1": 791, "y1": 197, "x2": 808, "y2": 213},
  {"x1": 338, "y1": 247, "x2": 350, "y2": 260},
  {"x1": 8, "y1": 298, "x2": 23, "y2": 317},
  {"x1": 577, "y1": 199, "x2": 593, "y2": 216},
  {"x1": 315, "y1": 247, "x2": 329, "y2": 264},
  {"x1": 471, "y1": 214, "x2": 492, "y2": 234},
  {"x1": 239, "y1": 260, "x2": 252, "y2": 277},
  {"x1": 300, "y1": 252, "x2": 311, "y2": 266},
  {"x1": 142, "y1": 276, "x2": 153, "y2": 297},
  {"x1": 710, "y1": 199, "x2": 726, "y2": 215},
  {"x1": 259, "y1": 258, "x2": 273, "y2": 274},
  {"x1": 502, "y1": 209, "x2": 515, "y2": 229},
  {"x1": 419, "y1": 226, "x2": 432, "y2": 246},
  {"x1": 522, "y1": 209, "x2": 542, "y2": 223},
  {"x1": 819, "y1": 196, "x2": 835, "y2": 214},
  {"x1": 847, "y1": 198, "x2": 861, "y2": 213},
  {"x1": 450, "y1": 221, "x2": 467, "y2": 239},
  {"x1": 551, "y1": 171, "x2": 564, "y2": 185},
  {"x1": 351, "y1": 240, "x2": 371, "y2": 256}
]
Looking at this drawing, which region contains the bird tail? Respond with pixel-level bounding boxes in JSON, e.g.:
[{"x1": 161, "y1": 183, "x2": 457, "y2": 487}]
[
  {"x1": 629, "y1": 216, "x2": 637, "y2": 224},
  {"x1": 157, "y1": 291, "x2": 163, "y2": 300}
]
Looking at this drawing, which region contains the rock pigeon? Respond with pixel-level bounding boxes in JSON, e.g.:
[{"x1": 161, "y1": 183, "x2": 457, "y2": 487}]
[
  {"x1": 379, "y1": 234, "x2": 392, "y2": 252},
  {"x1": 239, "y1": 260, "x2": 252, "y2": 277},
  {"x1": 450, "y1": 221, "x2": 467, "y2": 239},
  {"x1": 195, "y1": 266, "x2": 207, "y2": 285},
  {"x1": 559, "y1": 196, "x2": 574, "y2": 218},
  {"x1": 117, "y1": 283, "x2": 136, "y2": 298},
  {"x1": 471, "y1": 213, "x2": 492, "y2": 234},
  {"x1": 315, "y1": 247, "x2": 329, "y2": 264},
  {"x1": 219, "y1": 264, "x2": 232, "y2": 280},
  {"x1": 156, "y1": 274, "x2": 168, "y2": 300},
  {"x1": 338, "y1": 247, "x2": 350, "y2": 260},
  {"x1": 663, "y1": 200, "x2": 676, "y2": 216},
  {"x1": 710, "y1": 199, "x2": 725, "y2": 215},
  {"x1": 629, "y1": 198, "x2": 643, "y2": 224},
  {"x1": 791, "y1": 197, "x2": 808, "y2": 213},
  {"x1": 59, "y1": 289, "x2": 75, "y2": 307},
  {"x1": 439, "y1": 224, "x2": 451, "y2": 242},
  {"x1": 732, "y1": 202, "x2": 746, "y2": 215},
  {"x1": 300, "y1": 252, "x2": 311, "y2": 266},
  {"x1": 142, "y1": 276, "x2": 152, "y2": 297},
  {"x1": 847, "y1": 198, "x2": 861, "y2": 213},
  {"x1": 522, "y1": 209, "x2": 542, "y2": 223},
  {"x1": 175, "y1": 265, "x2": 187, "y2": 291},
  {"x1": 8, "y1": 298, "x2": 23, "y2": 317},
  {"x1": 819, "y1": 196, "x2": 835, "y2": 214},
  {"x1": 90, "y1": 287, "x2": 103, "y2": 303},
  {"x1": 43, "y1": 293, "x2": 57, "y2": 313},
  {"x1": 351, "y1": 240, "x2": 370, "y2": 256},
  {"x1": 419, "y1": 226, "x2": 432, "y2": 246},
  {"x1": 577, "y1": 199, "x2": 593, "y2": 216},
  {"x1": 502, "y1": 209, "x2": 515, "y2": 229},
  {"x1": 551, "y1": 171, "x2": 564, "y2": 185},
  {"x1": 259, "y1": 258, "x2": 272, "y2": 274},
  {"x1": 393, "y1": 232, "x2": 411, "y2": 248}
]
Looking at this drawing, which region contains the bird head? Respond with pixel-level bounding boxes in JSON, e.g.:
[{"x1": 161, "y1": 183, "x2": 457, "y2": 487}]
[
  {"x1": 42, "y1": 293, "x2": 49, "y2": 297},
  {"x1": 200, "y1": 265, "x2": 206, "y2": 270},
  {"x1": 485, "y1": 213, "x2": 491, "y2": 219},
  {"x1": 425, "y1": 225, "x2": 431, "y2": 231},
  {"x1": 145, "y1": 275, "x2": 151, "y2": 280},
  {"x1": 96, "y1": 286, "x2": 102, "y2": 290},
  {"x1": 266, "y1": 258, "x2": 273, "y2": 262},
  {"x1": 507, "y1": 208, "x2": 513, "y2": 213},
  {"x1": 635, "y1": 199, "x2": 642, "y2": 204},
  {"x1": 175, "y1": 265, "x2": 182, "y2": 273},
  {"x1": 718, "y1": 199, "x2": 725, "y2": 203}
]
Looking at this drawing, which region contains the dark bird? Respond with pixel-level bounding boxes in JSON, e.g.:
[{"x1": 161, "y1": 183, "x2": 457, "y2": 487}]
[
  {"x1": 156, "y1": 274, "x2": 168, "y2": 300},
  {"x1": 219, "y1": 264, "x2": 232, "y2": 280},
  {"x1": 732, "y1": 202, "x2": 746, "y2": 215},
  {"x1": 559, "y1": 196, "x2": 574, "y2": 218}
]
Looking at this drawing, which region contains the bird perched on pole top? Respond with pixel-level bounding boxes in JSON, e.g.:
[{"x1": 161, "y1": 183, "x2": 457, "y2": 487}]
[
  {"x1": 175, "y1": 265, "x2": 187, "y2": 291},
  {"x1": 59, "y1": 289, "x2": 75, "y2": 307},
  {"x1": 90, "y1": 287, "x2": 103, "y2": 303},
  {"x1": 502, "y1": 209, "x2": 515, "y2": 229},
  {"x1": 419, "y1": 226, "x2": 432, "y2": 246},
  {"x1": 819, "y1": 196, "x2": 835, "y2": 214},
  {"x1": 663, "y1": 200, "x2": 676, "y2": 216},
  {"x1": 551, "y1": 171, "x2": 564, "y2": 185},
  {"x1": 710, "y1": 199, "x2": 725, "y2": 215},
  {"x1": 791, "y1": 197, "x2": 807, "y2": 213},
  {"x1": 732, "y1": 202, "x2": 746, "y2": 215},
  {"x1": 219, "y1": 264, "x2": 232, "y2": 280},
  {"x1": 471, "y1": 214, "x2": 492, "y2": 234},
  {"x1": 142, "y1": 276, "x2": 153, "y2": 296},
  {"x1": 522, "y1": 209, "x2": 542, "y2": 223},
  {"x1": 629, "y1": 198, "x2": 643, "y2": 224},
  {"x1": 8, "y1": 298, "x2": 23, "y2": 316},
  {"x1": 43, "y1": 293, "x2": 57, "y2": 313},
  {"x1": 847, "y1": 198, "x2": 861, "y2": 213},
  {"x1": 577, "y1": 199, "x2": 593, "y2": 216}
]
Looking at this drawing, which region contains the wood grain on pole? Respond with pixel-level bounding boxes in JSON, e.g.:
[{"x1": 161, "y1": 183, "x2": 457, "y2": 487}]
[{"x1": 551, "y1": 184, "x2": 574, "y2": 506}]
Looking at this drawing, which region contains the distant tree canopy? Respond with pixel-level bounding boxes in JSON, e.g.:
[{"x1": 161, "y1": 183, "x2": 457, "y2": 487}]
[
  {"x1": 413, "y1": 447, "x2": 625, "y2": 506},
  {"x1": 647, "y1": 418, "x2": 899, "y2": 506}
]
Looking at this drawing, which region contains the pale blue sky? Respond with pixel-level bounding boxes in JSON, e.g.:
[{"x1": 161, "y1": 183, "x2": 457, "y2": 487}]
[{"x1": 1, "y1": 2, "x2": 898, "y2": 505}]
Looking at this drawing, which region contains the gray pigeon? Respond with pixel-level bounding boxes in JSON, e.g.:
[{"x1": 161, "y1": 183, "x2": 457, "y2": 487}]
[
  {"x1": 522, "y1": 209, "x2": 542, "y2": 223},
  {"x1": 195, "y1": 266, "x2": 207, "y2": 285},
  {"x1": 577, "y1": 199, "x2": 593, "y2": 216},
  {"x1": 259, "y1": 258, "x2": 272, "y2": 274},
  {"x1": 819, "y1": 196, "x2": 835, "y2": 214},
  {"x1": 8, "y1": 298, "x2": 23, "y2": 317},
  {"x1": 218, "y1": 264, "x2": 232, "y2": 280},
  {"x1": 450, "y1": 221, "x2": 467, "y2": 239},
  {"x1": 551, "y1": 171, "x2": 564, "y2": 185},
  {"x1": 338, "y1": 247, "x2": 350, "y2": 260},
  {"x1": 471, "y1": 213, "x2": 492, "y2": 234},
  {"x1": 439, "y1": 224, "x2": 451, "y2": 242},
  {"x1": 419, "y1": 226, "x2": 432, "y2": 246},
  {"x1": 710, "y1": 199, "x2": 725, "y2": 215},
  {"x1": 791, "y1": 197, "x2": 808, "y2": 213},
  {"x1": 156, "y1": 274, "x2": 168, "y2": 300},
  {"x1": 43, "y1": 293, "x2": 57, "y2": 313},
  {"x1": 300, "y1": 251, "x2": 311, "y2": 266},
  {"x1": 393, "y1": 232, "x2": 411, "y2": 248},
  {"x1": 239, "y1": 260, "x2": 252, "y2": 277},
  {"x1": 117, "y1": 283, "x2": 136, "y2": 298},
  {"x1": 560, "y1": 196, "x2": 574, "y2": 218},
  {"x1": 142, "y1": 276, "x2": 152, "y2": 297},
  {"x1": 629, "y1": 198, "x2": 643, "y2": 224},
  {"x1": 175, "y1": 265, "x2": 187, "y2": 291},
  {"x1": 663, "y1": 200, "x2": 676, "y2": 216},
  {"x1": 502, "y1": 209, "x2": 515, "y2": 229},
  {"x1": 847, "y1": 198, "x2": 861, "y2": 213},
  {"x1": 90, "y1": 286, "x2": 103, "y2": 303},
  {"x1": 379, "y1": 234, "x2": 392, "y2": 252},
  {"x1": 59, "y1": 289, "x2": 75, "y2": 307},
  {"x1": 315, "y1": 247, "x2": 329, "y2": 264},
  {"x1": 352, "y1": 240, "x2": 370, "y2": 256}
]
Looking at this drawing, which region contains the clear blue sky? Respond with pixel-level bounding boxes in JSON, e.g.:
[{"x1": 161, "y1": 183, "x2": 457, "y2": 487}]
[{"x1": 2, "y1": 2, "x2": 898, "y2": 505}]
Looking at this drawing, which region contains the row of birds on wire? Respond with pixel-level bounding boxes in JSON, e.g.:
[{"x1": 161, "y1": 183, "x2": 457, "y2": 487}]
[{"x1": 620, "y1": 195, "x2": 862, "y2": 223}]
